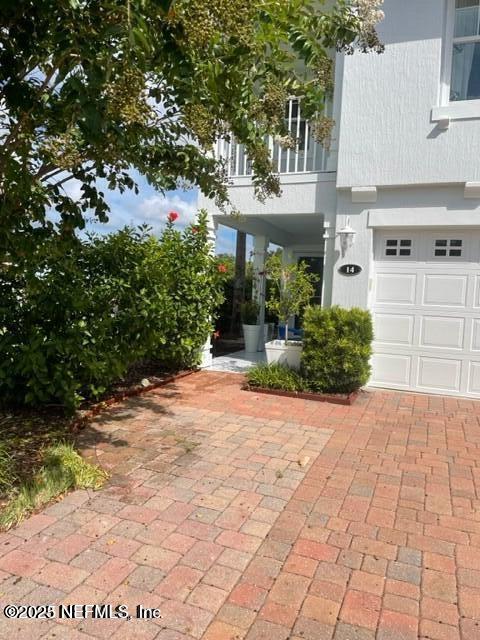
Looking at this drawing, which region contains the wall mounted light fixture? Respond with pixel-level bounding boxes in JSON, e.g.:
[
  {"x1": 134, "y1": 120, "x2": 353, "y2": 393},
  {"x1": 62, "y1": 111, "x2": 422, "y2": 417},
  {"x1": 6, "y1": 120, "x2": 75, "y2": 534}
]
[{"x1": 337, "y1": 218, "x2": 356, "y2": 257}]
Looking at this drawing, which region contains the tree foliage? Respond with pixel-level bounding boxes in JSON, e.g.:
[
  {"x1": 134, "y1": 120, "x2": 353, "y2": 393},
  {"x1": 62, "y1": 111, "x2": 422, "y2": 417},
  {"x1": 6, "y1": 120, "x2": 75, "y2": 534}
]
[{"x1": 0, "y1": 0, "x2": 383, "y2": 257}]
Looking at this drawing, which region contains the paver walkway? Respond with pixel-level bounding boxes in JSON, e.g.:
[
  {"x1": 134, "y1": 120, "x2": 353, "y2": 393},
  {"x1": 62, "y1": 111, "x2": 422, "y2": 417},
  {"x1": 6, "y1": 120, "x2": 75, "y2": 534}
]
[{"x1": 1, "y1": 372, "x2": 480, "y2": 640}]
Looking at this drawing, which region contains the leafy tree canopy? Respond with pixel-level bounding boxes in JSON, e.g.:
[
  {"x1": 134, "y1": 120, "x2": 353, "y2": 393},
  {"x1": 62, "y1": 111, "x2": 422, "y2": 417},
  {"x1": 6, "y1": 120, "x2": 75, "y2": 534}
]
[{"x1": 0, "y1": 0, "x2": 384, "y2": 257}]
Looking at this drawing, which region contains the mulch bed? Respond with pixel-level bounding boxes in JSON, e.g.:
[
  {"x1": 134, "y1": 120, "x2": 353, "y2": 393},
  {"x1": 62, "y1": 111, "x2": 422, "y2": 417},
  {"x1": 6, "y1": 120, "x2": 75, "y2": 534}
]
[{"x1": 242, "y1": 384, "x2": 358, "y2": 406}]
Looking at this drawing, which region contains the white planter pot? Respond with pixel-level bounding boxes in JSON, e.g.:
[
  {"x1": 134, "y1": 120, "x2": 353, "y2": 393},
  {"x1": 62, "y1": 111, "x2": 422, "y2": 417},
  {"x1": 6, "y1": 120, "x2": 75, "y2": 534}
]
[
  {"x1": 265, "y1": 340, "x2": 303, "y2": 370},
  {"x1": 243, "y1": 324, "x2": 262, "y2": 353}
]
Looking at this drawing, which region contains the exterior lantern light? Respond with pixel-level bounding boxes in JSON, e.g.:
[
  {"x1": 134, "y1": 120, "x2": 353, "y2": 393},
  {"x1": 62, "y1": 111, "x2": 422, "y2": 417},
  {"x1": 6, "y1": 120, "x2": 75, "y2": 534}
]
[{"x1": 337, "y1": 218, "x2": 356, "y2": 257}]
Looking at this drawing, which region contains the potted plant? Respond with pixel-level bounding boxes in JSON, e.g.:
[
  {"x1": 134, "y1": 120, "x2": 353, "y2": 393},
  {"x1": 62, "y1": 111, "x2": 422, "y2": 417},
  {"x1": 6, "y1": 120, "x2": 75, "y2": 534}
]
[
  {"x1": 240, "y1": 300, "x2": 261, "y2": 353},
  {"x1": 264, "y1": 254, "x2": 318, "y2": 369}
]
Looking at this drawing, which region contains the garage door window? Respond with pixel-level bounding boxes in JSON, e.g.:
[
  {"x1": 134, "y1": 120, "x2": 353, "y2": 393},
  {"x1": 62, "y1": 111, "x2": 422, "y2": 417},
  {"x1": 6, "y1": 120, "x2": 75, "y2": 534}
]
[
  {"x1": 434, "y1": 239, "x2": 463, "y2": 257},
  {"x1": 385, "y1": 239, "x2": 412, "y2": 257}
]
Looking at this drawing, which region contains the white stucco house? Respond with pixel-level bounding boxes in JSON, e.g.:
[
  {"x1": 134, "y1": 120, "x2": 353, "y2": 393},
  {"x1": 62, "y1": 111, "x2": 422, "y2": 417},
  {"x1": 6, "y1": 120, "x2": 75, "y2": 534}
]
[{"x1": 199, "y1": 0, "x2": 480, "y2": 399}]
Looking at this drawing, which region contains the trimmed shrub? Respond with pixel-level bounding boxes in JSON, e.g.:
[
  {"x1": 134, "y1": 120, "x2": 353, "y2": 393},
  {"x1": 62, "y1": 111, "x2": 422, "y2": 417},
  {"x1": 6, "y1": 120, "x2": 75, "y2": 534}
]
[
  {"x1": 0, "y1": 211, "x2": 225, "y2": 411},
  {"x1": 301, "y1": 306, "x2": 373, "y2": 394},
  {"x1": 246, "y1": 363, "x2": 306, "y2": 392}
]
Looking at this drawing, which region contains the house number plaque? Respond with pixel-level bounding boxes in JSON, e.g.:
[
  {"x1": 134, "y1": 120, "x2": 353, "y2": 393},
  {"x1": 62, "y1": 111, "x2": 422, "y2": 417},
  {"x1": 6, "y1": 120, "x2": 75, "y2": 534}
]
[{"x1": 339, "y1": 264, "x2": 362, "y2": 276}]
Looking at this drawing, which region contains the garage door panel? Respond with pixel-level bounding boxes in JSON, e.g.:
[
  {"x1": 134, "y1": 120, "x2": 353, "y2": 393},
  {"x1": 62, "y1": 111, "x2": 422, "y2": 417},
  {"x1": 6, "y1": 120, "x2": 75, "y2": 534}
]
[
  {"x1": 417, "y1": 357, "x2": 462, "y2": 392},
  {"x1": 374, "y1": 314, "x2": 414, "y2": 345},
  {"x1": 468, "y1": 363, "x2": 480, "y2": 395},
  {"x1": 474, "y1": 277, "x2": 480, "y2": 308},
  {"x1": 371, "y1": 353, "x2": 411, "y2": 386},
  {"x1": 422, "y1": 274, "x2": 468, "y2": 307},
  {"x1": 420, "y1": 316, "x2": 465, "y2": 350},
  {"x1": 375, "y1": 273, "x2": 416, "y2": 305},
  {"x1": 472, "y1": 320, "x2": 480, "y2": 351}
]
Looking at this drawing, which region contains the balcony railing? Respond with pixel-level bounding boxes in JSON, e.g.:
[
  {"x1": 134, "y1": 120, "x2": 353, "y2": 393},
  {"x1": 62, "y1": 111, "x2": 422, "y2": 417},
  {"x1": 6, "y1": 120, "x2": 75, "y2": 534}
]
[{"x1": 215, "y1": 98, "x2": 330, "y2": 178}]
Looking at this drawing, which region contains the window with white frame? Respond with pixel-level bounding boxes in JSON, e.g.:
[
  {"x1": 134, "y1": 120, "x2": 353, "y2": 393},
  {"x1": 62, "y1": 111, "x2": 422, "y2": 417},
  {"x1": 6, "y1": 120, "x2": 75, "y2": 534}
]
[
  {"x1": 434, "y1": 239, "x2": 463, "y2": 257},
  {"x1": 384, "y1": 239, "x2": 412, "y2": 257},
  {"x1": 451, "y1": 0, "x2": 480, "y2": 101}
]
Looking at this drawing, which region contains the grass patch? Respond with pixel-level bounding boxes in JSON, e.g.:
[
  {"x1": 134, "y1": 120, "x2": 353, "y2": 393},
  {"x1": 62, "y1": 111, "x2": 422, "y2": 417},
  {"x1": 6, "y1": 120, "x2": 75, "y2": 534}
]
[
  {"x1": 0, "y1": 410, "x2": 107, "y2": 531},
  {"x1": 0, "y1": 442, "x2": 17, "y2": 494},
  {"x1": 0, "y1": 410, "x2": 74, "y2": 485},
  {"x1": 246, "y1": 363, "x2": 307, "y2": 392},
  {"x1": 0, "y1": 443, "x2": 107, "y2": 531}
]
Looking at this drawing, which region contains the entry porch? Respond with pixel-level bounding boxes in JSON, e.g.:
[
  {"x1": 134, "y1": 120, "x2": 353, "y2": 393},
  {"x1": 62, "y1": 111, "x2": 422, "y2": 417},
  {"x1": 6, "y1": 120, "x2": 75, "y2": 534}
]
[{"x1": 206, "y1": 211, "x2": 336, "y2": 369}]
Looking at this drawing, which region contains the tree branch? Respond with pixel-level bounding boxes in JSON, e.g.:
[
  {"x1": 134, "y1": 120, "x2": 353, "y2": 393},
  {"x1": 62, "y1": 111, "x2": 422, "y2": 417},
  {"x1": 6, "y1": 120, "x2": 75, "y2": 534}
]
[
  {"x1": 47, "y1": 164, "x2": 95, "y2": 192},
  {"x1": 49, "y1": 173, "x2": 77, "y2": 189},
  {"x1": 0, "y1": 62, "x2": 64, "y2": 163}
]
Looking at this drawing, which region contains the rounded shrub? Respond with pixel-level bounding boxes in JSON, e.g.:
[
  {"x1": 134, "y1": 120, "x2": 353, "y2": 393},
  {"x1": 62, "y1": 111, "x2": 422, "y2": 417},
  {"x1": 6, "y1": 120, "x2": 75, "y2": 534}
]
[{"x1": 301, "y1": 306, "x2": 373, "y2": 394}]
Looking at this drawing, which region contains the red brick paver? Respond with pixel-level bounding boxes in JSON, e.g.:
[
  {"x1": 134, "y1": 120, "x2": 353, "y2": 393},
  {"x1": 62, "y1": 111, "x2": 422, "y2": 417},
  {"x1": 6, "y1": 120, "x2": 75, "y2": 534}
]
[{"x1": 1, "y1": 371, "x2": 480, "y2": 639}]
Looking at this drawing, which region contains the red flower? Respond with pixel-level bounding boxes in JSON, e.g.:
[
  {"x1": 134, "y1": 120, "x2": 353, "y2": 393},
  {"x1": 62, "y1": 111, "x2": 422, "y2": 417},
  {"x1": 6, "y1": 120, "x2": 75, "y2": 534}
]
[
  {"x1": 167, "y1": 211, "x2": 179, "y2": 223},
  {"x1": 217, "y1": 263, "x2": 227, "y2": 273}
]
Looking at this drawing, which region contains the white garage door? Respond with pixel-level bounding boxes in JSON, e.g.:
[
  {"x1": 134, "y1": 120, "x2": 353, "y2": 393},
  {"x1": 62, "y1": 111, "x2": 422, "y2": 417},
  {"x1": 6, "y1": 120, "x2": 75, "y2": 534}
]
[{"x1": 371, "y1": 229, "x2": 480, "y2": 398}]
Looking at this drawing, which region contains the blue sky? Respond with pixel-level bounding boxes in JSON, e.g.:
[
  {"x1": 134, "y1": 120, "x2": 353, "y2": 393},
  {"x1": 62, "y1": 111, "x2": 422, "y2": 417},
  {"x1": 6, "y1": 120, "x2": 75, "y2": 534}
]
[{"x1": 70, "y1": 172, "x2": 243, "y2": 255}]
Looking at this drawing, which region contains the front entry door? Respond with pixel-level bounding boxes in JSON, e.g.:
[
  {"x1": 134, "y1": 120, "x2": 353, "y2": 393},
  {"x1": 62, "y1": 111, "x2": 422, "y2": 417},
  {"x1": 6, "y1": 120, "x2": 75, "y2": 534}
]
[{"x1": 298, "y1": 256, "x2": 324, "y2": 306}]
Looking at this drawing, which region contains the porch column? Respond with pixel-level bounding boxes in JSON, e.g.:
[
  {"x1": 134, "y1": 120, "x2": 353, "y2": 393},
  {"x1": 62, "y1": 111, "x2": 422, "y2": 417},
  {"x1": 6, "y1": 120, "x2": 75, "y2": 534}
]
[
  {"x1": 322, "y1": 214, "x2": 336, "y2": 308},
  {"x1": 252, "y1": 235, "x2": 268, "y2": 351},
  {"x1": 200, "y1": 215, "x2": 218, "y2": 368},
  {"x1": 282, "y1": 248, "x2": 294, "y2": 267}
]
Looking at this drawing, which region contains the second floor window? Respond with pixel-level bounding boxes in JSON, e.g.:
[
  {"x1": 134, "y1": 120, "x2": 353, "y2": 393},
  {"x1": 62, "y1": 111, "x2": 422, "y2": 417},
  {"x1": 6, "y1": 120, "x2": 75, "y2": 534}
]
[{"x1": 451, "y1": 0, "x2": 480, "y2": 101}]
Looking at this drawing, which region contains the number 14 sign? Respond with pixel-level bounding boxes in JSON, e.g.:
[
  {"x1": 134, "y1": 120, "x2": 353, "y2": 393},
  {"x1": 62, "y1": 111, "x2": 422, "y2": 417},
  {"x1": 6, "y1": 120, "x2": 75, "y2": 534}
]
[{"x1": 338, "y1": 264, "x2": 362, "y2": 276}]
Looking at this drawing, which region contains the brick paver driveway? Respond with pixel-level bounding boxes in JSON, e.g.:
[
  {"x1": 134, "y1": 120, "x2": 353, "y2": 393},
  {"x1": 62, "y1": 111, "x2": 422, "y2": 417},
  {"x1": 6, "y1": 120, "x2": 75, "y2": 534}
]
[{"x1": 1, "y1": 372, "x2": 480, "y2": 640}]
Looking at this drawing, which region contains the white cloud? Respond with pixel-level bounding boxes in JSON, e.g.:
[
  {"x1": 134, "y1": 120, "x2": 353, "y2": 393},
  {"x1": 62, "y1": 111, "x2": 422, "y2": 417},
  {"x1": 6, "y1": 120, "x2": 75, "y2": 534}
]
[
  {"x1": 80, "y1": 177, "x2": 200, "y2": 237},
  {"x1": 138, "y1": 192, "x2": 198, "y2": 231},
  {"x1": 48, "y1": 171, "x2": 202, "y2": 241},
  {"x1": 62, "y1": 178, "x2": 83, "y2": 202}
]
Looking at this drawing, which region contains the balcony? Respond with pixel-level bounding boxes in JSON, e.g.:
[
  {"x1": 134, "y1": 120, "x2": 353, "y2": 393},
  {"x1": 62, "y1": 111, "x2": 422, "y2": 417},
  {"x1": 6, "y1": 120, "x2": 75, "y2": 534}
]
[{"x1": 215, "y1": 98, "x2": 330, "y2": 178}]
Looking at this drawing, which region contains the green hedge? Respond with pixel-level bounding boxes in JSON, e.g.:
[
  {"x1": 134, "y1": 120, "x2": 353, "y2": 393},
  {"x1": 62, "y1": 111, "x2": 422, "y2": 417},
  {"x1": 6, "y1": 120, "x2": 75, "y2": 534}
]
[
  {"x1": 246, "y1": 363, "x2": 306, "y2": 392},
  {"x1": 301, "y1": 306, "x2": 373, "y2": 394},
  {"x1": 0, "y1": 211, "x2": 225, "y2": 411}
]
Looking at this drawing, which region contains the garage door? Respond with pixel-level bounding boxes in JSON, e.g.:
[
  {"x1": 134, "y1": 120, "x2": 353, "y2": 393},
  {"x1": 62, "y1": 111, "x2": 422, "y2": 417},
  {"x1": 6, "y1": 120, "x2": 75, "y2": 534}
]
[{"x1": 371, "y1": 229, "x2": 480, "y2": 398}]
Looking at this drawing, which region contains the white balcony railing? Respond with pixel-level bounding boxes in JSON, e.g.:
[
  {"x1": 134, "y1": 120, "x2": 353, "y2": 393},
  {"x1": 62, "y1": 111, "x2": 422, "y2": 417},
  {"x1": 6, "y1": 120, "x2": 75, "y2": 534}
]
[{"x1": 216, "y1": 98, "x2": 330, "y2": 178}]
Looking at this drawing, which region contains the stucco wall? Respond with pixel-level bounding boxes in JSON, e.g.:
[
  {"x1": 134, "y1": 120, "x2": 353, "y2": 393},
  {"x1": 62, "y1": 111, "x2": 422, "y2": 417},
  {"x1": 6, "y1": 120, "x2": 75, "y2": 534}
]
[
  {"x1": 336, "y1": 0, "x2": 480, "y2": 188},
  {"x1": 330, "y1": 185, "x2": 480, "y2": 310},
  {"x1": 198, "y1": 173, "x2": 337, "y2": 218}
]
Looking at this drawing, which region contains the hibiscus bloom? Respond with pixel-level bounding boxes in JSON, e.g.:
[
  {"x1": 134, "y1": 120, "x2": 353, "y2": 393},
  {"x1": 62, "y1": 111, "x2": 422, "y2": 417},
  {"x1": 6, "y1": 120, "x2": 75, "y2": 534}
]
[{"x1": 167, "y1": 211, "x2": 179, "y2": 223}]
